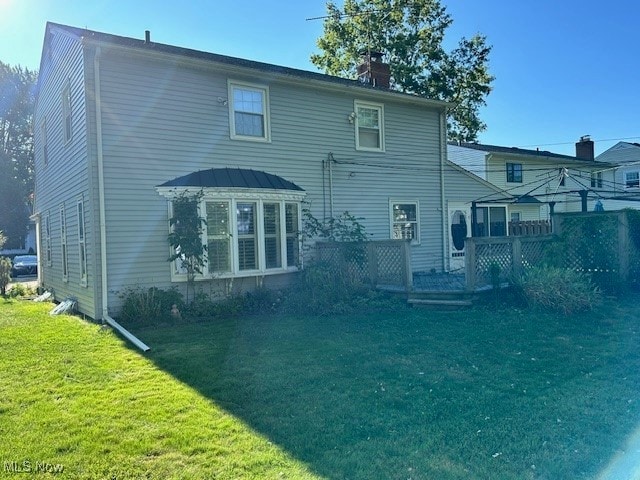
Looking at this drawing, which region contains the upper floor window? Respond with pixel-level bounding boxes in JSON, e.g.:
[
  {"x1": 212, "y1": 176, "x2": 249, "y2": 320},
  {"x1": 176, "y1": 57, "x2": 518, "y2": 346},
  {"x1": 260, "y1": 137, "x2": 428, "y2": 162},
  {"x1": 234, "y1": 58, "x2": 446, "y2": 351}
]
[
  {"x1": 591, "y1": 171, "x2": 603, "y2": 188},
  {"x1": 229, "y1": 81, "x2": 270, "y2": 142},
  {"x1": 62, "y1": 83, "x2": 72, "y2": 144},
  {"x1": 625, "y1": 171, "x2": 639, "y2": 189},
  {"x1": 390, "y1": 201, "x2": 419, "y2": 243},
  {"x1": 506, "y1": 163, "x2": 522, "y2": 183},
  {"x1": 355, "y1": 101, "x2": 384, "y2": 151}
]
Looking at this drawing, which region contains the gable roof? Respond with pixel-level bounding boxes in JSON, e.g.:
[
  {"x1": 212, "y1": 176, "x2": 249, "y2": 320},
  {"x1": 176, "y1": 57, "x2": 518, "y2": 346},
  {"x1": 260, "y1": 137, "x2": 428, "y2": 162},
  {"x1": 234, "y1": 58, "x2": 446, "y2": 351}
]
[
  {"x1": 158, "y1": 168, "x2": 304, "y2": 191},
  {"x1": 43, "y1": 22, "x2": 448, "y2": 110}
]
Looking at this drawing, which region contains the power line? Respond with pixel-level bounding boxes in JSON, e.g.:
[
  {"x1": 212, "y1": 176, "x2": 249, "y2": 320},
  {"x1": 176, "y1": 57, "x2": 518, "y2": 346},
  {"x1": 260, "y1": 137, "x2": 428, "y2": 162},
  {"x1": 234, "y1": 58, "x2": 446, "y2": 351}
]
[{"x1": 517, "y1": 136, "x2": 640, "y2": 149}]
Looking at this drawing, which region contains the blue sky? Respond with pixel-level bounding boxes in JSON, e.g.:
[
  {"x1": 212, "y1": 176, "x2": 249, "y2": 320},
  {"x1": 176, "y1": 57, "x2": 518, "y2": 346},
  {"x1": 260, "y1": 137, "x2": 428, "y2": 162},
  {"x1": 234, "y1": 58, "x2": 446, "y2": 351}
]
[{"x1": 1, "y1": 0, "x2": 638, "y2": 156}]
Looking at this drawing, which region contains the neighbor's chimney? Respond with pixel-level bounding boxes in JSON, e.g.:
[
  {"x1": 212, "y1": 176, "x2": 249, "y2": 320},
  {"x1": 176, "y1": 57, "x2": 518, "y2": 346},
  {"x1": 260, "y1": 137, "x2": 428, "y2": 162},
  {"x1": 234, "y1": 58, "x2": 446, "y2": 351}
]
[
  {"x1": 357, "y1": 50, "x2": 391, "y2": 88},
  {"x1": 576, "y1": 135, "x2": 594, "y2": 160},
  {"x1": 144, "y1": 30, "x2": 151, "y2": 43}
]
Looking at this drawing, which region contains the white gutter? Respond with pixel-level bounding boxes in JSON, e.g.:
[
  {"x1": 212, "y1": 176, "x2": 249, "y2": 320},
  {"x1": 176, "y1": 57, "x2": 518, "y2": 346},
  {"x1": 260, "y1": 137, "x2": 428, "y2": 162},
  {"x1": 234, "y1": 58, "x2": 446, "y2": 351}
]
[{"x1": 94, "y1": 46, "x2": 150, "y2": 352}]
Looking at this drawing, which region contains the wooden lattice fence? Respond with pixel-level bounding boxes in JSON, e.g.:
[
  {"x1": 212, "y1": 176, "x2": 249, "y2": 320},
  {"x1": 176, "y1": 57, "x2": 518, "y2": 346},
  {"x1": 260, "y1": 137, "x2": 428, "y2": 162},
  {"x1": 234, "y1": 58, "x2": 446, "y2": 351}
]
[
  {"x1": 466, "y1": 211, "x2": 633, "y2": 291},
  {"x1": 314, "y1": 240, "x2": 412, "y2": 291}
]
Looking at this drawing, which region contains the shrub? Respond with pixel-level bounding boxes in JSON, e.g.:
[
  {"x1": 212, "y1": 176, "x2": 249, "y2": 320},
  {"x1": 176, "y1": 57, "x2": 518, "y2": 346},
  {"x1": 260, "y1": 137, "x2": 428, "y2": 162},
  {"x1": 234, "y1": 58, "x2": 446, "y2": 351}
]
[
  {"x1": 515, "y1": 266, "x2": 602, "y2": 315},
  {"x1": 281, "y1": 263, "x2": 404, "y2": 316},
  {"x1": 118, "y1": 287, "x2": 184, "y2": 326},
  {"x1": 8, "y1": 283, "x2": 36, "y2": 298},
  {"x1": 0, "y1": 257, "x2": 11, "y2": 296}
]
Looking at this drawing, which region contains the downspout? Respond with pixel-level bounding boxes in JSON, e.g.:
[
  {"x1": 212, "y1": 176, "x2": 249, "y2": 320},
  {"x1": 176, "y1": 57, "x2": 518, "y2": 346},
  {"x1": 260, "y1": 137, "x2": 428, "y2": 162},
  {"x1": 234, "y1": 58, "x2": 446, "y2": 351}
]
[
  {"x1": 439, "y1": 111, "x2": 448, "y2": 272},
  {"x1": 93, "y1": 46, "x2": 150, "y2": 352}
]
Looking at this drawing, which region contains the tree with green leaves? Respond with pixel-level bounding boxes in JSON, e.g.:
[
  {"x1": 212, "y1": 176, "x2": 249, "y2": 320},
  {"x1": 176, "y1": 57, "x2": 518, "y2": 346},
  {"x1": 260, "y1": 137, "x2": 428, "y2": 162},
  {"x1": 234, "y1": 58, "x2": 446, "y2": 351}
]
[
  {"x1": 311, "y1": 0, "x2": 493, "y2": 142},
  {"x1": 0, "y1": 61, "x2": 37, "y2": 249},
  {"x1": 167, "y1": 190, "x2": 207, "y2": 303}
]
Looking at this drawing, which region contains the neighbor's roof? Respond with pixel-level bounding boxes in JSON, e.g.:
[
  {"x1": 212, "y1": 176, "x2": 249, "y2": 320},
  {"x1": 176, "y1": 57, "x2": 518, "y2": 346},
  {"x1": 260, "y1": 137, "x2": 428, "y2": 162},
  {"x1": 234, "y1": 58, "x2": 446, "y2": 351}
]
[
  {"x1": 43, "y1": 22, "x2": 449, "y2": 109},
  {"x1": 448, "y1": 141, "x2": 588, "y2": 163},
  {"x1": 158, "y1": 168, "x2": 304, "y2": 191}
]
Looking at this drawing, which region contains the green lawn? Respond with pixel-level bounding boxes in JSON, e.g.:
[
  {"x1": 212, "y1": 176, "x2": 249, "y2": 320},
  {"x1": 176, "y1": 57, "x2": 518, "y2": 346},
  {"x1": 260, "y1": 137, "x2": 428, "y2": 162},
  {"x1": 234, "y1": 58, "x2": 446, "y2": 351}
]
[{"x1": 2, "y1": 297, "x2": 640, "y2": 479}]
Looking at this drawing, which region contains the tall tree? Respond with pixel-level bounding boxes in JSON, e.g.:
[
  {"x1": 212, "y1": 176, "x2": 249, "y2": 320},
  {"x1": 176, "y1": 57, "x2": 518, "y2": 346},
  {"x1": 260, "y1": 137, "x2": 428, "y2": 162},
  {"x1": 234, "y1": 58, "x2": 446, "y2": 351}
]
[
  {"x1": 0, "y1": 61, "x2": 36, "y2": 249},
  {"x1": 311, "y1": 0, "x2": 494, "y2": 142}
]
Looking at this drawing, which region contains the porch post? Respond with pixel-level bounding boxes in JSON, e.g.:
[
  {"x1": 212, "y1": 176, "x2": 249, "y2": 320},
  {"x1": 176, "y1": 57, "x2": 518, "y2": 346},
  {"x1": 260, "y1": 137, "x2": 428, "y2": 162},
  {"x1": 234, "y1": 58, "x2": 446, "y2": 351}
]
[{"x1": 465, "y1": 237, "x2": 476, "y2": 292}]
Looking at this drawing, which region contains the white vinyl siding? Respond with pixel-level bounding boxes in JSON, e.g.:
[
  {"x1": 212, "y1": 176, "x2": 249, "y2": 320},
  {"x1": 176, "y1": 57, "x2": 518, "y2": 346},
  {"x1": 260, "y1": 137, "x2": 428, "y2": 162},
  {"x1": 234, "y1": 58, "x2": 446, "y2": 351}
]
[
  {"x1": 391, "y1": 201, "x2": 419, "y2": 243},
  {"x1": 229, "y1": 81, "x2": 270, "y2": 142},
  {"x1": 41, "y1": 120, "x2": 48, "y2": 166},
  {"x1": 355, "y1": 101, "x2": 384, "y2": 151}
]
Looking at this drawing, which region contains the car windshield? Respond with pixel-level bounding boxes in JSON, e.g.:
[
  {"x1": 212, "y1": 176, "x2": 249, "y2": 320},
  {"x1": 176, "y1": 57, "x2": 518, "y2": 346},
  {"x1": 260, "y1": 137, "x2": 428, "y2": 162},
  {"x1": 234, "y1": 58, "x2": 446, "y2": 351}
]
[{"x1": 14, "y1": 256, "x2": 37, "y2": 263}]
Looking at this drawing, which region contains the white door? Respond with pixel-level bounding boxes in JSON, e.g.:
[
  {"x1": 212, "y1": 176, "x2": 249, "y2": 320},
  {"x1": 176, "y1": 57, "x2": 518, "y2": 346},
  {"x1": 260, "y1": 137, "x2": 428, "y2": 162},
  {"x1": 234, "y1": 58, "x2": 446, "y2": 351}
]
[{"x1": 448, "y1": 203, "x2": 471, "y2": 272}]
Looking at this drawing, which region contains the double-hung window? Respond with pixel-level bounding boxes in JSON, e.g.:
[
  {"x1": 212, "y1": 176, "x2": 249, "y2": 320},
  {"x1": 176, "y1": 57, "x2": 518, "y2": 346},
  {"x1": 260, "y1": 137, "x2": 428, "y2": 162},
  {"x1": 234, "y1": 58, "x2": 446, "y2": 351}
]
[
  {"x1": 60, "y1": 205, "x2": 68, "y2": 282},
  {"x1": 62, "y1": 83, "x2": 72, "y2": 144},
  {"x1": 591, "y1": 171, "x2": 603, "y2": 188},
  {"x1": 77, "y1": 198, "x2": 87, "y2": 286},
  {"x1": 45, "y1": 213, "x2": 52, "y2": 266},
  {"x1": 390, "y1": 201, "x2": 419, "y2": 243},
  {"x1": 229, "y1": 81, "x2": 270, "y2": 141},
  {"x1": 355, "y1": 101, "x2": 384, "y2": 151},
  {"x1": 506, "y1": 163, "x2": 522, "y2": 183},
  {"x1": 625, "y1": 171, "x2": 639, "y2": 189}
]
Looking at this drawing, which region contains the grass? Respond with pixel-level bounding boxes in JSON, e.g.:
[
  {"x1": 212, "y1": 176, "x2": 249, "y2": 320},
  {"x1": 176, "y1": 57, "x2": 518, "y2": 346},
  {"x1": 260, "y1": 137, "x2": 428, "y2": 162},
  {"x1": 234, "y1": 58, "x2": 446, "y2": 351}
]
[{"x1": 3, "y1": 296, "x2": 640, "y2": 478}]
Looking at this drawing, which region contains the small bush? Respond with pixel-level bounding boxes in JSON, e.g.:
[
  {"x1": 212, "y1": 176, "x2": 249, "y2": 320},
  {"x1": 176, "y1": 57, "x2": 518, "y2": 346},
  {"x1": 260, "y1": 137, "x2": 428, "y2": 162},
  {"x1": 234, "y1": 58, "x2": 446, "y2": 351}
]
[
  {"x1": 515, "y1": 266, "x2": 602, "y2": 315},
  {"x1": 8, "y1": 283, "x2": 36, "y2": 298},
  {"x1": 281, "y1": 263, "x2": 404, "y2": 316},
  {"x1": 0, "y1": 257, "x2": 11, "y2": 296},
  {"x1": 118, "y1": 287, "x2": 185, "y2": 326}
]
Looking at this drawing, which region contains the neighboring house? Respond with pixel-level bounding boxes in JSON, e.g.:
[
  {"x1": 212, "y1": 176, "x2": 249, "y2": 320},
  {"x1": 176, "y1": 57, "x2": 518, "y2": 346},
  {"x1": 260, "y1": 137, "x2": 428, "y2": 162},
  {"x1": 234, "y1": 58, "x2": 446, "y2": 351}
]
[
  {"x1": 595, "y1": 141, "x2": 640, "y2": 210},
  {"x1": 33, "y1": 22, "x2": 499, "y2": 319},
  {"x1": 447, "y1": 137, "x2": 613, "y2": 222}
]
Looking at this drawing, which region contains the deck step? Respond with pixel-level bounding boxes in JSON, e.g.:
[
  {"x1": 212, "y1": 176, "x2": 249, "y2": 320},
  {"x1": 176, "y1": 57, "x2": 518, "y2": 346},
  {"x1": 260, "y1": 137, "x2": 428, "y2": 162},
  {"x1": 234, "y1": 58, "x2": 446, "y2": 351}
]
[{"x1": 408, "y1": 298, "x2": 473, "y2": 307}]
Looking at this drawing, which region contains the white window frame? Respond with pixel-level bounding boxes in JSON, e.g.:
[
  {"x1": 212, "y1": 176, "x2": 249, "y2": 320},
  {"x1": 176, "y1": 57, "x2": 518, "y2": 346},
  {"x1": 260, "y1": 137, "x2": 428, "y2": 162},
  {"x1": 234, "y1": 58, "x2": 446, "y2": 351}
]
[
  {"x1": 60, "y1": 204, "x2": 68, "y2": 282},
  {"x1": 45, "y1": 212, "x2": 52, "y2": 266},
  {"x1": 506, "y1": 162, "x2": 522, "y2": 183},
  {"x1": 625, "y1": 171, "x2": 639, "y2": 189},
  {"x1": 162, "y1": 189, "x2": 304, "y2": 282},
  {"x1": 355, "y1": 100, "x2": 385, "y2": 152},
  {"x1": 62, "y1": 82, "x2": 72, "y2": 144},
  {"x1": 77, "y1": 197, "x2": 87, "y2": 287},
  {"x1": 228, "y1": 80, "x2": 271, "y2": 142},
  {"x1": 390, "y1": 200, "x2": 420, "y2": 244},
  {"x1": 474, "y1": 204, "x2": 509, "y2": 237}
]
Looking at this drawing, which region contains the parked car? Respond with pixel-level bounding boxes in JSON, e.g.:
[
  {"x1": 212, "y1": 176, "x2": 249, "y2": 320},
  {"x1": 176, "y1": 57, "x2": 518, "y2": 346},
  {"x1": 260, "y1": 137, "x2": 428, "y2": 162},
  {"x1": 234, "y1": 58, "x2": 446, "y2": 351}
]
[{"x1": 11, "y1": 255, "x2": 38, "y2": 277}]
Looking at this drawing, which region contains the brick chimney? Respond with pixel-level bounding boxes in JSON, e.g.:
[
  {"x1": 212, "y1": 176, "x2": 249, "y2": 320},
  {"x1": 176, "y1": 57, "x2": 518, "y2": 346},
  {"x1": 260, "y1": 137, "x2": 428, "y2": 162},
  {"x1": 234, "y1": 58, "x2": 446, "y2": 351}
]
[
  {"x1": 575, "y1": 135, "x2": 594, "y2": 160},
  {"x1": 357, "y1": 51, "x2": 391, "y2": 88}
]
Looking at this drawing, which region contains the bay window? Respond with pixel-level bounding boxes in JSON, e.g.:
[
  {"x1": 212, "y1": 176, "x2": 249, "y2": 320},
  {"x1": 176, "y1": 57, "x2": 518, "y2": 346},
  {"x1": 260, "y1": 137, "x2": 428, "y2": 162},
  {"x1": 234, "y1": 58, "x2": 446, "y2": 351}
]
[{"x1": 167, "y1": 194, "x2": 301, "y2": 281}]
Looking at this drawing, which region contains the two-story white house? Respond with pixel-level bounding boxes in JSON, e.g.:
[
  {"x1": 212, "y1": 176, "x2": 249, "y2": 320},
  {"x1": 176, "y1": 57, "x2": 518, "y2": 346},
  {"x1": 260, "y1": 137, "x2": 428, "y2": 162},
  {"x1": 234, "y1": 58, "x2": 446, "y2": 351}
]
[
  {"x1": 595, "y1": 141, "x2": 640, "y2": 210},
  {"x1": 447, "y1": 137, "x2": 613, "y2": 229},
  {"x1": 33, "y1": 22, "x2": 504, "y2": 320}
]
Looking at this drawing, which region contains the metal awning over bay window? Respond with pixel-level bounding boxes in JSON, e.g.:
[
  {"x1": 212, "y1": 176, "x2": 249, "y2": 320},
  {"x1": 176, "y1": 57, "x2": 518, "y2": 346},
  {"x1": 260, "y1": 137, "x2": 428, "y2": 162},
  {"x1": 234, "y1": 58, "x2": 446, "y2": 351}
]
[{"x1": 157, "y1": 168, "x2": 305, "y2": 281}]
